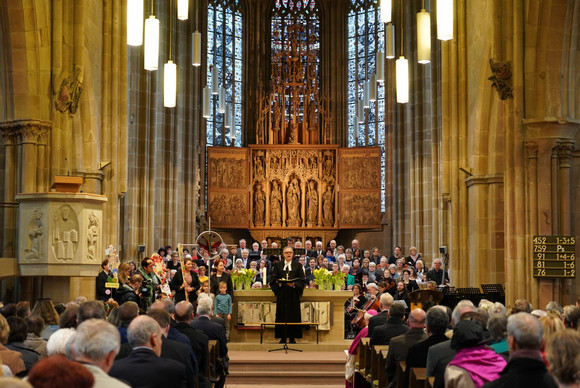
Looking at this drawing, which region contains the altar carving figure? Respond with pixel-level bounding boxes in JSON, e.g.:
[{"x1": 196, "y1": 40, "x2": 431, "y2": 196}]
[
  {"x1": 286, "y1": 178, "x2": 301, "y2": 226},
  {"x1": 254, "y1": 183, "x2": 266, "y2": 226},
  {"x1": 322, "y1": 185, "x2": 334, "y2": 226},
  {"x1": 52, "y1": 205, "x2": 79, "y2": 261},
  {"x1": 87, "y1": 211, "x2": 99, "y2": 261},
  {"x1": 306, "y1": 181, "x2": 318, "y2": 226},
  {"x1": 270, "y1": 181, "x2": 283, "y2": 226},
  {"x1": 322, "y1": 152, "x2": 335, "y2": 182},
  {"x1": 24, "y1": 210, "x2": 43, "y2": 261},
  {"x1": 254, "y1": 154, "x2": 265, "y2": 180}
]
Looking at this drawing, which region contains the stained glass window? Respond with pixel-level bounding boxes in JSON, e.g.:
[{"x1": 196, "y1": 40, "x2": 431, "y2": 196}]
[
  {"x1": 270, "y1": 0, "x2": 320, "y2": 142},
  {"x1": 206, "y1": 0, "x2": 242, "y2": 147},
  {"x1": 347, "y1": 0, "x2": 386, "y2": 211}
]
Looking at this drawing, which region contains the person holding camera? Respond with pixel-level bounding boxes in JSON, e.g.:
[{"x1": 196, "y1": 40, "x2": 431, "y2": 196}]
[
  {"x1": 115, "y1": 274, "x2": 143, "y2": 305},
  {"x1": 138, "y1": 258, "x2": 161, "y2": 310}
]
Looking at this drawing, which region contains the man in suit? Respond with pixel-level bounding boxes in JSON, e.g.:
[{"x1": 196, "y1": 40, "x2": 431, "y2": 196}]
[
  {"x1": 404, "y1": 306, "x2": 450, "y2": 387},
  {"x1": 147, "y1": 309, "x2": 196, "y2": 388},
  {"x1": 384, "y1": 308, "x2": 428, "y2": 387},
  {"x1": 73, "y1": 319, "x2": 130, "y2": 388},
  {"x1": 370, "y1": 302, "x2": 408, "y2": 346},
  {"x1": 304, "y1": 240, "x2": 316, "y2": 258},
  {"x1": 95, "y1": 259, "x2": 111, "y2": 302},
  {"x1": 192, "y1": 297, "x2": 228, "y2": 388},
  {"x1": 426, "y1": 300, "x2": 475, "y2": 388},
  {"x1": 269, "y1": 246, "x2": 306, "y2": 343},
  {"x1": 173, "y1": 301, "x2": 211, "y2": 388},
  {"x1": 235, "y1": 239, "x2": 247, "y2": 259},
  {"x1": 313, "y1": 241, "x2": 324, "y2": 258},
  {"x1": 367, "y1": 292, "x2": 394, "y2": 337},
  {"x1": 109, "y1": 315, "x2": 186, "y2": 388}
]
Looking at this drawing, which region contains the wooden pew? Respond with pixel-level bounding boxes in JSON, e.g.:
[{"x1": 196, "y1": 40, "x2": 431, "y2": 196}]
[
  {"x1": 396, "y1": 361, "x2": 406, "y2": 388},
  {"x1": 377, "y1": 349, "x2": 390, "y2": 388},
  {"x1": 409, "y1": 367, "x2": 426, "y2": 388},
  {"x1": 370, "y1": 345, "x2": 389, "y2": 388},
  {"x1": 207, "y1": 340, "x2": 218, "y2": 381},
  {"x1": 425, "y1": 376, "x2": 435, "y2": 388}
]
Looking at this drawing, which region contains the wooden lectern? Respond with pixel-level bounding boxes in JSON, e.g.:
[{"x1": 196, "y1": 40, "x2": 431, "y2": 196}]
[{"x1": 50, "y1": 176, "x2": 83, "y2": 193}]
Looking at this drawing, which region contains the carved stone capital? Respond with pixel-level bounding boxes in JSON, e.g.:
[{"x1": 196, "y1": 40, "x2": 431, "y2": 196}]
[
  {"x1": 525, "y1": 141, "x2": 538, "y2": 158},
  {"x1": 557, "y1": 142, "x2": 575, "y2": 168},
  {"x1": 0, "y1": 120, "x2": 52, "y2": 145}
]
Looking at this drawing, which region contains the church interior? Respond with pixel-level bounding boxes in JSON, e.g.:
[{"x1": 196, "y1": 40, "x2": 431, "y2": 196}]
[{"x1": 0, "y1": 0, "x2": 579, "y2": 311}]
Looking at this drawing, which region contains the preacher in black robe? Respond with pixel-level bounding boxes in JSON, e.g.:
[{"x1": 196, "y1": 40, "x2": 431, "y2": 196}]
[{"x1": 270, "y1": 246, "x2": 305, "y2": 341}]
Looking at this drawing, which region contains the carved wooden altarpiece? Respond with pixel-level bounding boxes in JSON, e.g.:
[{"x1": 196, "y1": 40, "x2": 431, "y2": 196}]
[
  {"x1": 207, "y1": 147, "x2": 249, "y2": 229},
  {"x1": 338, "y1": 147, "x2": 382, "y2": 229},
  {"x1": 207, "y1": 145, "x2": 382, "y2": 243}
]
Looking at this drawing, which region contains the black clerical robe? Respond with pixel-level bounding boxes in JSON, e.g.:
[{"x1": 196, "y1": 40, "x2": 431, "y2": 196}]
[{"x1": 270, "y1": 259, "x2": 305, "y2": 339}]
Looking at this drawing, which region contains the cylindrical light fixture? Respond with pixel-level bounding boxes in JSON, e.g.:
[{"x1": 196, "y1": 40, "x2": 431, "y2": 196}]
[
  {"x1": 127, "y1": 0, "x2": 144, "y2": 46},
  {"x1": 363, "y1": 80, "x2": 370, "y2": 108},
  {"x1": 380, "y1": 0, "x2": 392, "y2": 23},
  {"x1": 369, "y1": 74, "x2": 377, "y2": 102},
  {"x1": 144, "y1": 15, "x2": 159, "y2": 70},
  {"x1": 396, "y1": 56, "x2": 409, "y2": 103},
  {"x1": 376, "y1": 50, "x2": 384, "y2": 82},
  {"x1": 218, "y1": 87, "x2": 226, "y2": 113},
  {"x1": 437, "y1": 0, "x2": 454, "y2": 40},
  {"x1": 417, "y1": 9, "x2": 431, "y2": 63},
  {"x1": 386, "y1": 23, "x2": 395, "y2": 59},
  {"x1": 211, "y1": 66, "x2": 219, "y2": 95},
  {"x1": 225, "y1": 103, "x2": 231, "y2": 128},
  {"x1": 192, "y1": 31, "x2": 201, "y2": 66},
  {"x1": 164, "y1": 60, "x2": 177, "y2": 107},
  {"x1": 177, "y1": 0, "x2": 188, "y2": 20},
  {"x1": 203, "y1": 86, "x2": 211, "y2": 118}
]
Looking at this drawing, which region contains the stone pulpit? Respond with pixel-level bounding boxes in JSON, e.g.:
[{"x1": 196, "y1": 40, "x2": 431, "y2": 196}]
[{"x1": 15, "y1": 189, "x2": 107, "y2": 302}]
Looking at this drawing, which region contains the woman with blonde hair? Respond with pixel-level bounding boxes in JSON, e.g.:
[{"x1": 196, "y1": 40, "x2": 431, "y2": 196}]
[
  {"x1": 0, "y1": 314, "x2": 25, "y2": 375},
  {"x1": 539, "y1": 310, "x2": 565, "y2": 341},
  {"x1": 545, "y1": 330, "x2": 580, "y2": 388},
  {"x1": 30, "y1": 299, "x2": 59, "y2": 340}
]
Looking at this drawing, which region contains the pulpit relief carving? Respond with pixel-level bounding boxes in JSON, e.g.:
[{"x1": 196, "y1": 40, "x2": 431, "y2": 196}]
[{"x1": 52, "y1": 205, "x2": 79, "y2": 261}]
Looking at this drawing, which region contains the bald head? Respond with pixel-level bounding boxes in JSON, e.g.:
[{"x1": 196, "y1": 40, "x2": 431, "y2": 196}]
[
  {"x1": 408, "y1": 308, "x2": 426, "y2": 328},
  {"x1": 173, "y1": 301, "x2": 194, "y2": 323}
]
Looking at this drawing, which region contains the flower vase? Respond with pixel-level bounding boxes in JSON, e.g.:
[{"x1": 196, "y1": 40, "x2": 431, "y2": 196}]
[
  {"x1": 234, "y1": 281, "x2": 242, "y2": 291},
  {"x1": 325, "y1": 281, "x2": 333, "y2": 291},
  {"x1": 244, "y1": 280, "x2": 252, "y2": 290}
]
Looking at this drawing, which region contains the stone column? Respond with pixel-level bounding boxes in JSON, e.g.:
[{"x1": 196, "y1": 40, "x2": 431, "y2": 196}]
[
  {"x1": 557, "y1": 141, "x2": 575, "y2": 304},
  {"x1": 0, "y1": 127, "x2": 18, "y2": 257},
  {"x1": 525, "y1": 142, "x2": 540, "y2": 305}
]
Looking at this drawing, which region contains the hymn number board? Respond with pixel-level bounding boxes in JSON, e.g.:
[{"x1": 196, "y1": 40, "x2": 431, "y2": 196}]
[{"x1": 533, "y1": 236, "x2": 576, "y2": 278}]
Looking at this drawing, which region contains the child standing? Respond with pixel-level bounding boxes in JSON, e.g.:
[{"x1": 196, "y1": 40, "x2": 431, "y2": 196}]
[
  {"x1": 198, "y1": 279, "x2": 215, "y2": 301},
  {"x1": 214, "y1": 281, "x2": 232, "y2": 340}
]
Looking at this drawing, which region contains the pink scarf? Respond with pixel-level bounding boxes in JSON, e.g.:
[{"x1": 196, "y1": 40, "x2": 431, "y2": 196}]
[{"x1": 448, "y1": 345, "x2": 507, "y2": 387}]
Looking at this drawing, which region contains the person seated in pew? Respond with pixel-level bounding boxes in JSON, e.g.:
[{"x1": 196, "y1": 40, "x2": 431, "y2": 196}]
[
  {"x1": 370, "y1": 303, "x2": 408, "y2": 347},
  {"x1": 404, "y1": 306, "x2": 450, "y2": 388},
  {"x1": 367, "y1": 292, "x2": 394, "y2": 337},
  {"x1": 384, "y1": 308, "x2": 428, "y2": 387}
]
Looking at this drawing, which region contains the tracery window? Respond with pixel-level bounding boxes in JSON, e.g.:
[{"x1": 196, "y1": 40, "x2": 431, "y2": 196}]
[
  {"x1": 267, "y1": 0, "x2": 321, "y2": 145},
  {"x1": 206, "y1": 0, "x2": 243, "y2": 147},
  {"x1": 347, "y1": 0, "x2": 386, "y2": 211}
]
